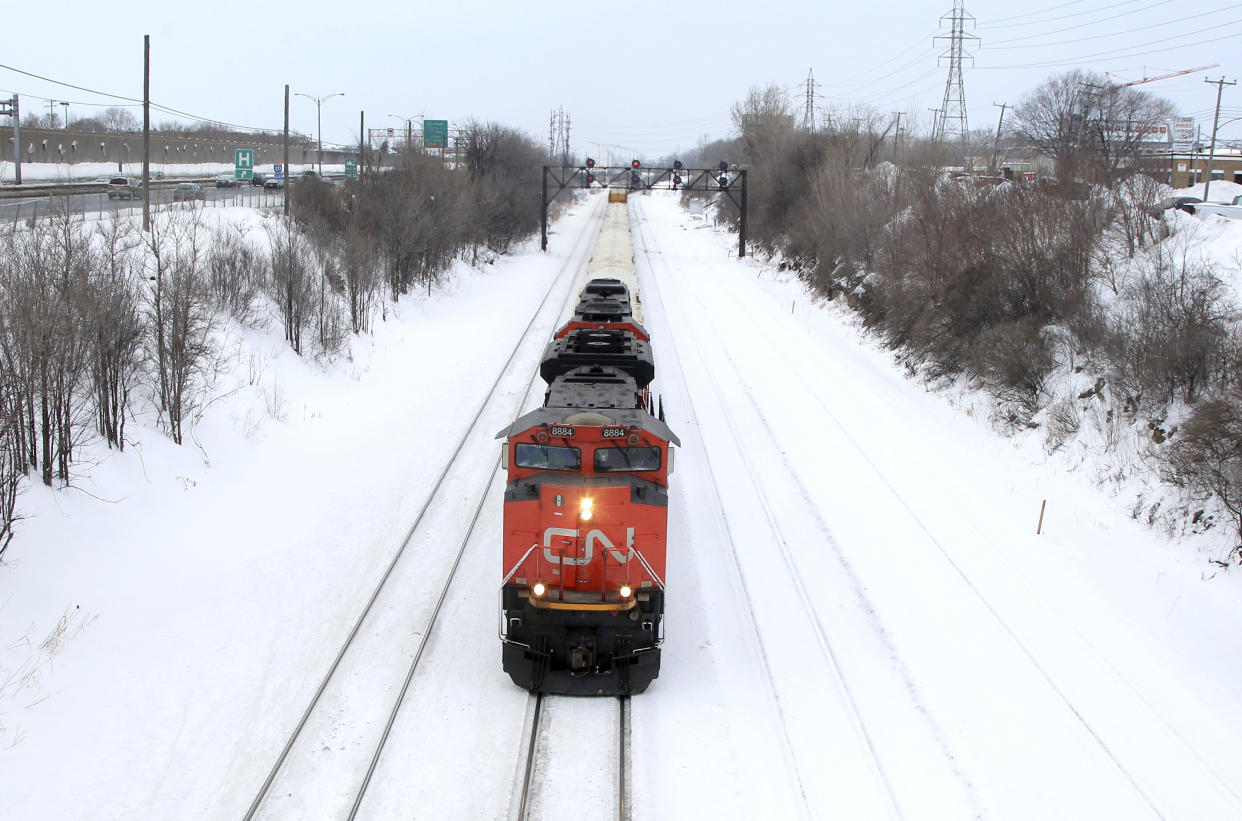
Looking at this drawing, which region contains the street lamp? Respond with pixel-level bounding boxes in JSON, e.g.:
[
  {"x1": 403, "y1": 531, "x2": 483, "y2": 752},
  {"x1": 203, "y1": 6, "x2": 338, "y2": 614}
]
[{"x1": 295, "y1": 91, "x2": 344, "y2": 175}]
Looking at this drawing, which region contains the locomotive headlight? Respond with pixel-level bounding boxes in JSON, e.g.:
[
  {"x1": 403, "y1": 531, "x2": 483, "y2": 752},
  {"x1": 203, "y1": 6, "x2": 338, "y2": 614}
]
[
  {"x1": 619, "y1": 584, "x2": 633, "y2": 599},
  {"x1": 579, "y1": 497, "x2": 594, "y2": 521},
  {"x1": 532, "y1": 581, "x2": 547, "y2": 598}
]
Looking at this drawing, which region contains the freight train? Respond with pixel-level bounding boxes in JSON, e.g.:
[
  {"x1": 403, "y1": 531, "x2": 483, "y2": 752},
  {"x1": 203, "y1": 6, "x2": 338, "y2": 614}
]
[{"x1": 496, "y1": 200, "x2": 678, "y2": 695}]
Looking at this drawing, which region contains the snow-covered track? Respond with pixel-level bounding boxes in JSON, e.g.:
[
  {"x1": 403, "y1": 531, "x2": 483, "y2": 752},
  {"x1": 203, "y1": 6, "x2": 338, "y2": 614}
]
[
  {"x1": 512, "y1": 694, "x2": 631, "y2": 821},
  {"x1": 633, "y1": 209, "x2": 908, "y2": 819},
  {"x1": 629, "y1": 192, "x2": 1242, "y2": 818},
  {"x1": 242, "y1": 196, "x2": 607, "y2": 821}
]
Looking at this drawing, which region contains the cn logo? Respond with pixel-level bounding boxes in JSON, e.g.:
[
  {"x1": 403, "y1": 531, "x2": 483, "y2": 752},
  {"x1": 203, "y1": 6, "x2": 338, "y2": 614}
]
[{"x1": 542, "y1": 526, "x2": 634, "y2": 566}]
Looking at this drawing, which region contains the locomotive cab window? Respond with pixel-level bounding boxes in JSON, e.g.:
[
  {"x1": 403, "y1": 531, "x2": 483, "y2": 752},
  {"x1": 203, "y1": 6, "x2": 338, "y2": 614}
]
[
  {"x1": 514, "y1": 442, "x2": 581, "y2": 471},
  {"x1": 593, "y1": 446, "x2": 661, "y2": 472}
]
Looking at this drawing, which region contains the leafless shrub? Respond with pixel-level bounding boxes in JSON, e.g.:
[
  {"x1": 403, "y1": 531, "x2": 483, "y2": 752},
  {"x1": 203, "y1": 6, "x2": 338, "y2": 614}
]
[
  {"x1": 1044, "y1": 399, "x2": 1081, "y2": 453},
  {"x1": 90, "y1": 213, "x2": 144, "y2": 450},
  {"x1": 1107, "y1": 247, "x2": 1232, "y2": 411},
  {"x1": 0, "y1": 204, "x2": 96, "y2": 485},
  {"x1": 1161, "y1": 398, "x2": 1242, "y2": 538},
  {"x1": 144, "y1": 212, "x2": 216, "y2": 445},
  {"x1": 207, "y1": 225, "x2": 264, "y2": 323},
  {"x1": 967, "y1": 317, "x2": 1052, "y2": 417},
  {"x1": 264, "y1": 219, "x2": 315, "y2": 355}
]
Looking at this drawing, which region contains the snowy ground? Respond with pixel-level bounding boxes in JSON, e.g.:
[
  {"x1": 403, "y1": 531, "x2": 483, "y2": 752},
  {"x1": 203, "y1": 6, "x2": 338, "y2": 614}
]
[{"x1": 1, "y1": 190, "x2": 1241, "y2": 819}]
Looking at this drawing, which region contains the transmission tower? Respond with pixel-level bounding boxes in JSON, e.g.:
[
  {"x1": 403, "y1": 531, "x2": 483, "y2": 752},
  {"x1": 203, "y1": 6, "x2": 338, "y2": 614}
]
[
  {"x1": 548, "y1": 107, "x2": 572, "y2": 165},
  {"x1": 801, "y1": 68, "x2": 823, "y2": 133},
  {"x1": 933, "y1": 0, "x2": 977, "y2": 145}
]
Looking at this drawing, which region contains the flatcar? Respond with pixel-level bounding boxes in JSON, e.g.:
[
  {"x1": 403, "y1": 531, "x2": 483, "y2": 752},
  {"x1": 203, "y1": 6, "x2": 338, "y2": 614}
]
[{"x1": 496, "y1": 201, "x2": 677, "y2": 695}]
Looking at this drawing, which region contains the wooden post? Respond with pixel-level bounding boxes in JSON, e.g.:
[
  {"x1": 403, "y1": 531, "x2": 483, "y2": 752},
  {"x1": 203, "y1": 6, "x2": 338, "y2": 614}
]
[{"x1": 1036, "y1": 499, "x2": 1047, "y2": 535}]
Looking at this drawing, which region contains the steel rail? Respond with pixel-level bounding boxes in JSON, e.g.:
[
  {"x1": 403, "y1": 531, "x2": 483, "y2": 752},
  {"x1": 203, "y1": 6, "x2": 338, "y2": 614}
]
[{"x1": 242, "y1": 195, "x2": 605, "y2": 821}]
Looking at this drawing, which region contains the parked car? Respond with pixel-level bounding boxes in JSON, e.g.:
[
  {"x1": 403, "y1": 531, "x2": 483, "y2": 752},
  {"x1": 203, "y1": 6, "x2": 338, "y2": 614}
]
[
  {"x1": 215, "y1": 174, "x2": 238, "y2": 188},
  {"x1": 1145, "y1": 196, "x2": 1203, "y2": 217},
  {"x1": 106, "y1": 177, "x2": 143, "y2": 200},
  {"x1": 250, "y1": 173, "x2": 267, "y2": 187},
  {"x1": 263, "y1": 177, "x2": 285, "y2": 190},
  {"x1": 172, "y1": 182, "x2": 205, "y2": 202}
]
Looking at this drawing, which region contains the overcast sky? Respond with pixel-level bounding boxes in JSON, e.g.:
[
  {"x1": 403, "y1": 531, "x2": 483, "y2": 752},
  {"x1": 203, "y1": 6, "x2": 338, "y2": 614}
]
[{"x1": 5, "y1": 0, "x2": 1242, "y2": 161}]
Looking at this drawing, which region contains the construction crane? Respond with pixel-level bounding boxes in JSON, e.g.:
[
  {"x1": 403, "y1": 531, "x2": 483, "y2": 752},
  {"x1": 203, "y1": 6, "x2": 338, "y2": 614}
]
[{"x1": 1107, "y1": 64, "x2": 1219, "y2": 88}]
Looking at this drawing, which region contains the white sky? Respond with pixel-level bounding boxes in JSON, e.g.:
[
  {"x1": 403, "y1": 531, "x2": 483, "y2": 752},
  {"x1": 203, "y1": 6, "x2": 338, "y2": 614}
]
[{"x1": 5, "y1": 0, "x2": 1242, "y2": 159}]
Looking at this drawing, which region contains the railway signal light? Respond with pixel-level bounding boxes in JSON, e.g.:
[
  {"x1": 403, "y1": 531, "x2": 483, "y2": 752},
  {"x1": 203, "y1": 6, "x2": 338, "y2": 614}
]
[
  {"x1": 673, "y1": 159, "x2": 682, "y2": 170},
  {"x1": 586, "y1": 173, "x2": 595, "y2": 185},
  {"x1": 719, "y1": 160, "x2": 728, "y2": 172},
  {"x1": 586, "y1": 157, "x2": 595, "y2": 168},
  {"x1": 673, "y1": 175, "x2": 682, "y2": 188},
  {"x1": 631, "y1": 173, "x2": 641, "y2": 185},
  {"x1": 631, "y1": 159, "x2": 641, "y2": 168},
  {"x1": 718, "y1": 175, "x2": 728, "y2": 189}
]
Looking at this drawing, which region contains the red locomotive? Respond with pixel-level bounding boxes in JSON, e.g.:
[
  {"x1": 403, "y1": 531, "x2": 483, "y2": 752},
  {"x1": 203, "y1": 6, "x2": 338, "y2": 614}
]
[{"x1": 497, "y1": 267, "x2": 677, "y2": 695}]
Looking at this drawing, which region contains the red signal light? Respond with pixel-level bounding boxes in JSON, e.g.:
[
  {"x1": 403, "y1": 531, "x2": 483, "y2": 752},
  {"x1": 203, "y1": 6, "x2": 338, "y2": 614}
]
[
  {"x1": 631, "y1": 159, "x2": 640, "y2": 168},
  {"x1": 586, "y1": 157, "x2": 595, "y2": 168},
  {"x1": 586, "y1": 174, "x2": 595, "y2": 185},
  {"x1": 719, "y1": 160, "x2": 728, "y2": 171},
  {"x1": 673, "y1": 175, "x2": 682, "y2": 186},
  {"x1": 631, "y1": 173, "x2": 640, "y2": 184},
  {"x1": 673, "y1": 160, "x2": 683, "y2": 170}
]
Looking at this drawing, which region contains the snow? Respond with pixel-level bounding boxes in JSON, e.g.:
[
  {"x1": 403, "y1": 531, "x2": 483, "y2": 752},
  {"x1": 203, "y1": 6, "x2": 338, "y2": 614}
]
[{"x1": 2, "y1": 190, "x2": 1242, "y2": 819}]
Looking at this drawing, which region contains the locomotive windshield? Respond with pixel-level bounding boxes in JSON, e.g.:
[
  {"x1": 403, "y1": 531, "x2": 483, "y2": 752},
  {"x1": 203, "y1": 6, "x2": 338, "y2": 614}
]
[
  {"x1": 593, "y1": 445, "x2": 661, "y2": 472},
  {"x1": 514, "y1": 442, "x2": 581, "y2": 471}
]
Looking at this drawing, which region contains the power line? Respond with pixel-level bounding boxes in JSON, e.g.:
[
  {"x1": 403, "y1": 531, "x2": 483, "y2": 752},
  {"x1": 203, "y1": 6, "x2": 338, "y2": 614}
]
[
  {"x1": 974, "y1": 27, "x2": 1242, "y2": 70},
  {"x1": 975, "y1": 0, "x2": 1161, "y2": 31},
  {"x1": 985, "y1": 4, "x2": 1242, "y2": 48},
  {"x1": 0, "y1": 60, "x2": 285, "y2": 134}
]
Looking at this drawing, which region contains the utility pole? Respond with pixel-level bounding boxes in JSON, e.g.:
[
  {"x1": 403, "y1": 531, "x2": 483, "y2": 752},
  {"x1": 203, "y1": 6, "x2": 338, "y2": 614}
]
[
  {"x1": 359, "y1": 110, "x2": 365, "y2": 173},
  {"x1": 283, "y1": 84, "x2": 289, "y2": 216},
  {"x1": 1203, "y1": 76, "x2": 1236, "y2": 202},
  {"x1": 928, "y1": 108, "x2": 942, "y2": 142},
  {"x1": 142, "y1": 34, "x2": 150, "y2": 232},
  {"x1": 991, "y1": 101, "x2": 1008, "y2": 173},
  {"x1": 891, "y1": 112, "x2": 902, "y2": 162}
]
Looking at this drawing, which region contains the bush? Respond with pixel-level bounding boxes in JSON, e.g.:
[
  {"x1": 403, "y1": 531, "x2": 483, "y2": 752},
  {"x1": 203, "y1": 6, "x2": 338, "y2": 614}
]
[{"x1": 1162, "y1": 398, "x2": 1242, "y2": 537}]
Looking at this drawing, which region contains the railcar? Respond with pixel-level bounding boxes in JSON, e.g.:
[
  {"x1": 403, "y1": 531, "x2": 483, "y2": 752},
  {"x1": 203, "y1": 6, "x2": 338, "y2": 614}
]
[{"x1": 497, "y1": 202, "x2": 677, "y2": 695}]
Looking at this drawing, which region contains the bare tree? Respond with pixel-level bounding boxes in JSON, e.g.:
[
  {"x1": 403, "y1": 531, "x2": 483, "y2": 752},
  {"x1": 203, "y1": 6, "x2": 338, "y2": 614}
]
[
  {"x1": 264, "y1": 219, "x2": 315, "y2": 355},
  {"x1": 1012, "y1": 69, "x2": 1175, "y2": 186},
  {"x1": 98, "y1": 107, "x2": 140, "y2": 132},
  {"x1": 144, "y1": 213, "x2": 216, "y2": 445},
  {"x1": 90, "y1": 213, "x2": 145, "y2": 450}
]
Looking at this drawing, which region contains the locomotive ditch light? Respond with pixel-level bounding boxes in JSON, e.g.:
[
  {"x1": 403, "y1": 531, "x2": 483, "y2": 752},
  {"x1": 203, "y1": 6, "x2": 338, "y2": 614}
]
[
  {"x1": 532, "y1": 581, "x2": 547, "y2": 598},
  {"x1": 579, "y1": 497, "x2": 594, "y2": 521},
  {"x1": 619, "y1": 584, "x2": 633, "y2": 599}
]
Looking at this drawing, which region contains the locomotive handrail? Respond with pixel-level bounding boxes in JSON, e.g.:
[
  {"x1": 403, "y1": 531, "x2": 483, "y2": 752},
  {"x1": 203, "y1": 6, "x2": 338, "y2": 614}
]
[
  {"x1": 628, "y1": 545, "x2": 665, "y2": 590},
  {"x1": 501, "y1": 543, "x2": 539, "y2": 586}
]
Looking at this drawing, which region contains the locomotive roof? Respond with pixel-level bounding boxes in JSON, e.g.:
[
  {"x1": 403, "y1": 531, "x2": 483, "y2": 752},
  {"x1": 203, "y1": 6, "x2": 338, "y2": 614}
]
[{"x1": 495, "y1": 405, "x2": 680, "y2": 446}]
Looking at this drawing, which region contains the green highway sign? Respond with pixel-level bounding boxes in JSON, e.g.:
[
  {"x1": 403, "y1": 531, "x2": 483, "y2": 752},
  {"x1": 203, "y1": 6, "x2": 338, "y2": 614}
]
[
  {"x1": 345, "y1": 158, "x2": 358, "y2": 180},
  {"x1": 423, "y1": 119, "x2": 448, "y2": 148},
  {"x1": 234, "y1": 148, "x2": 254, "y2": 180}
]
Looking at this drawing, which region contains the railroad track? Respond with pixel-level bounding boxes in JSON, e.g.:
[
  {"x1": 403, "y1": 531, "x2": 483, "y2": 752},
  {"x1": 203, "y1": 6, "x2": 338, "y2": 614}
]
[
  {"x1": 630, "y1": 192, "x2": 1242, "y2": 818},
  {"x1": 513, "y1": 694, "x2": 631, "y2": 821},
  {"x1": 241, "y1": 196, "x2": 606, "y2": 821}
]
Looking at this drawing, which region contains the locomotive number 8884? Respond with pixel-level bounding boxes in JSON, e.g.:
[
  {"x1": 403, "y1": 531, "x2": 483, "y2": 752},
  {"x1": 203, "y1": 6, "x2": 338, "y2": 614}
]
[{"x1": 495, "y1": 202, "x2": 678, "y2": 695}]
